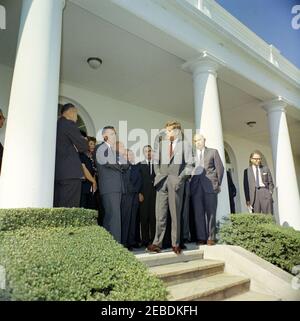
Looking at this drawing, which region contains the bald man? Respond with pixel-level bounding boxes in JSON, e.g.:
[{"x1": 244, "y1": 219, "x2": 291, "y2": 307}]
[{"x1": 190, "y1": 134, "x2": 224, "y2": 245}]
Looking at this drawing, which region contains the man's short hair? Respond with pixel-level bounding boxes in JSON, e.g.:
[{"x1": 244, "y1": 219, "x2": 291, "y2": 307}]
[
  {"x1": 87, "y1": 136, "x2": 96, "y2": 143},
  {"x1": 143, "y1": 145, "x2": 152, "y2": 151},
  {"x1": 102, "y1": 126, "x2": 115, "y2": 136},
  {"x1": 61, "y1": 103, "x2": 75, "y2": 115},
  {"x1": 164, "y1": 120, "x2": 181, "y2": 130}
]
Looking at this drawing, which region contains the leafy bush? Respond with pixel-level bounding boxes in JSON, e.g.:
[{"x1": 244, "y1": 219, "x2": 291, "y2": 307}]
[
  {"x1": 0, "y1": 208, "x2": 98, "y2": 231},
  {"x1": 0, "y1": 225, "x2": 167, "y2": 301},
  {"x1": 219, "y1": 213, "x2": 300, "y2": 273}
]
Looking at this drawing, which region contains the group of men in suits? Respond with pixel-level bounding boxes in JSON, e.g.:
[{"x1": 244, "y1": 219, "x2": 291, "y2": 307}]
[
  {"x1": 53, "y1": 103, "x2": 275, "y2": 255},
  {"x1": 147, "y1": 123, "x2": 225, "y2": 254}
]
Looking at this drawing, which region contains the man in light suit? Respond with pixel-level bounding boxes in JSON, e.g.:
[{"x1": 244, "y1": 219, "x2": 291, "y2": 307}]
[
  {"x1": 54, "y1": 103, "x2": 88, "y2": 208},
  {"x1": 243, "y1": 151, "x2": 274, "y2": 214},
  {"x1": 95, "y1": 127, "x2": 129, "y2": 243},
  {"x1": 190, "y1": 134, "x2": 224, "y2": 245},
  {"x1": 147, "y1": 121, "x2": 193, "y2": 254}
]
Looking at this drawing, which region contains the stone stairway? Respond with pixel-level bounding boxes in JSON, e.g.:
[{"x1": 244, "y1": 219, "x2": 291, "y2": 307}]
[{"x1": 136, "y1": 249, "x2": 280, "y2": 301}]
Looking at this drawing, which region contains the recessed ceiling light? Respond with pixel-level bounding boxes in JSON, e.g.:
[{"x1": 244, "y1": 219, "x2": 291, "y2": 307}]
[
  {"x1": 87, "y1": 57, "x2": 102, "y2": 69},
  {"x1": 246, "y1": 121, "x2": 256, "y2": 127}
]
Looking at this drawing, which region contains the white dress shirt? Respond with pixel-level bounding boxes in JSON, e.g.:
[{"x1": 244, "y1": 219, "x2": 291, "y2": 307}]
[{"x1": 252, "y1": 165, "x2": 265, "y2": 187}]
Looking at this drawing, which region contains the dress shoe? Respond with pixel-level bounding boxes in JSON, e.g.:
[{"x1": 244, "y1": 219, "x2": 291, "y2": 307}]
[
  {"x1": 146, "y1": 244, "x2": 161, "y2": 253},
  {"x1": 196, "y1": 240, "x2": 207, "y2": 245},
  {"x1": 180, "y1": 244, "x2": 187, "y2": 250},
  {"x1": 207, "y1": 240, "x2": 215, "y2": 246},
  {"x1": 172, "y1": 246, "x2": 182, "y2": 255}
]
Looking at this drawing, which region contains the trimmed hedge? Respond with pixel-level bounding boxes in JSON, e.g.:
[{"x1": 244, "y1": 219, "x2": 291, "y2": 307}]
[
  {"x1": 0, "y1": 208, "x2": 98, "y2": 231},
  {"x1": 219, "y1": 213, "x2": 300, "y2": 274},
  {"x1": 0, "y1": 225, "x2": 167, "y2": 301},
  {"x1": 0, "y1": 208, "x2": 167, "y2": 300}
]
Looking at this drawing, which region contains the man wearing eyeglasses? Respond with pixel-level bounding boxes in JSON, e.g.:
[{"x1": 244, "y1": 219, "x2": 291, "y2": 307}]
[
  {"x1": 243, "y1": 151, "x2": 274, "y2": 214},
  {"x1": 0, "y1": 108, "x2": 5, "y2": 174}
]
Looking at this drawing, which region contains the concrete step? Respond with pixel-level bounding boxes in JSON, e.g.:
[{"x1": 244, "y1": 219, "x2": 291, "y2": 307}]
[
  {"x1": 224, "y1": 291, "x2": 281, "y2": 301},
  {"x1": 167, "y1": 273, "x2": 250, "y2": 301},
  {"x1": 136, "y1": 249, "x2": 204, "y2": 267},
  {"x1": 150, "y1": 259, "x2": 225, "y2": 285}
]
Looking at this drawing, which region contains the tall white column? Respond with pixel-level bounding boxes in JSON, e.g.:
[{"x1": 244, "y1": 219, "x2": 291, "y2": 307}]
[
  {"x1": 183, "y1": 52, "x2": 231, "y2": 223},
  {"x1": 263, "y1": 98, "x2": 300, "y2": 230},
  {"x1": 0, "y1": 0, "x2": 65, "y2": 208}
]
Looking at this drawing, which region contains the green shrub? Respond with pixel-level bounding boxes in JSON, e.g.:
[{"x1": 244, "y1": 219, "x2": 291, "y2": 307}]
[
  {"x1": 219, "y1": 214, "x2": 300, "y2": 273},
  {"x1": 0, "y1": 208, "x2": 98, "y2": 231},
  {"x1": 0, "y1": 225, "x2": 167, "y2": 301}
]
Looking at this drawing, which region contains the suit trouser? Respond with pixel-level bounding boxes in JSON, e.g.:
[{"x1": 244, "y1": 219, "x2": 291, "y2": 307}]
[
  {"x1": 121, "y1": 192, "x2": 140, "y2": 246},
  {"x1": 101, "y1": 193, "x2": 122, "y2": 243},
  {"x1": 181, "y1": 180, "x2": 190, "y2": 242},
  {"x1": 139, "y1": 190, "x2": 156, "y2": 245},
  {"x1": 253, "y1": 187, "x2": 273, "y2": 214},
  {"x1": 191, "y1": 184, "x2": 218, "y2": 241},
  {"x1": 128, "y1": 193, "x2": 140, "y2": 246},
  {"x1": 54, "y1": 179, "x2": 81, "y2": 208},
  {"x1": 153, "y1": 176, "x2": 185, "y2": 248}
]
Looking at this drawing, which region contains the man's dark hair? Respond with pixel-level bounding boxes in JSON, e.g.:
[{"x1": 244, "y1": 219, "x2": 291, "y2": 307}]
[
  {"x1": 87, "y1": 136, "x2": 96, "y2": 143},
  {"x1": 102, "y1": 126, "x2": 115, "y2": 136},
  {"x1": 61, "y1": 103, "x2": 75, "y2": 115},
  {"x1": 143, "y1": 145, "x2": 152, "y2": 151}
]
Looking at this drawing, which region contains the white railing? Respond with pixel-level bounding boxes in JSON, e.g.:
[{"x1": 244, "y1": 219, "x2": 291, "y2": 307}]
[{"x1": 184, "y1": 0, "x2": 300, "y2": 85}]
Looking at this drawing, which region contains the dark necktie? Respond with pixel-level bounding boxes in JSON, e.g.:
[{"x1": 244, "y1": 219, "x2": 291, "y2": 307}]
[
  {"x1": 255, "y1": 166, "x2": 260, "y2": 188},
  {"x1": 169, "y1": 141, "x2": 173, "y2": 159}
]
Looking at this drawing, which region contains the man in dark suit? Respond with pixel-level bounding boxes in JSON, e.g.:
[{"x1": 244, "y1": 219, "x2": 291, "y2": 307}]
[
  {"x1": 0, "y1": 108, "x2": 5, "y2": 174},
  {"x1": 227, "y1": 170, "x2": 237, "y2": 213},
  {"x1": 139, "y1": 145, "x2": 156, "y2": 247},
  {"x1": 121, "y1": 148, "x2": 143, "y2": 250},
  {"x1": 54, "y1": 103, "x2": 88, "y2": 208},
  {"x1": 243, "y1": 151, "x2": 274, "y2": 214},
  {"x1": 190, "y1": 134, "x2": 224, "y2": 246},
  {"x1": 95, "y1": 128, "x2": 129, "y2": 243},
  {"x1": 147, "y1": 121, "x2": 193, "y2": 254}
]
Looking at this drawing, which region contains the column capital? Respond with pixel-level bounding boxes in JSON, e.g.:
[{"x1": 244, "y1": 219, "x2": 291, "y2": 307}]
[
  {"x1": 182, "y1": 51, "x2": 225, "y2": 77},
  {"x1": 261, "y1": 96, "x2": 288, "y2": 114}
]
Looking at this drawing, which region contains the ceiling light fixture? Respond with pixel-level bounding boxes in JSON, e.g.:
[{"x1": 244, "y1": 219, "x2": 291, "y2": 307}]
[
  {"x1": 87, "y1": 57, "x2": 102, "y2": 69},
  {"x1": 246, "y1": 121, "x2": 256, "y2": 128}
]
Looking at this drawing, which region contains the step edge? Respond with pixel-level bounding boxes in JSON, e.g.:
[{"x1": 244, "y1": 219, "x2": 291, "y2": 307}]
[
  {"x1": 167, "y1": 276, "x2": 251, "y2": 301},
  {"x1": 150, "y1": 262, "x2": 225, "y2": 278}
]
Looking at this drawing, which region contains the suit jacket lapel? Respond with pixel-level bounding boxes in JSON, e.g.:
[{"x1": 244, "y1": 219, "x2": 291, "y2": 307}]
[
  {"x1": 169, "y1": 139, "x2": 180, "y2": 164},
  {"x1": 248, "y1": 166, "x2": 255, "y2": 186}
]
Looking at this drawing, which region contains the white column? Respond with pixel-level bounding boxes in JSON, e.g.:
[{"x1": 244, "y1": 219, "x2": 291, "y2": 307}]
[
  {"x1": 263, "y1": 98, "x2": 300, "y2": 230},
  {"x1": 0, "y1": 0, "x2": 65, "y2": 208},
  {"x1": 183, "y1": 52, "x2": 231, "y2": 223}
]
